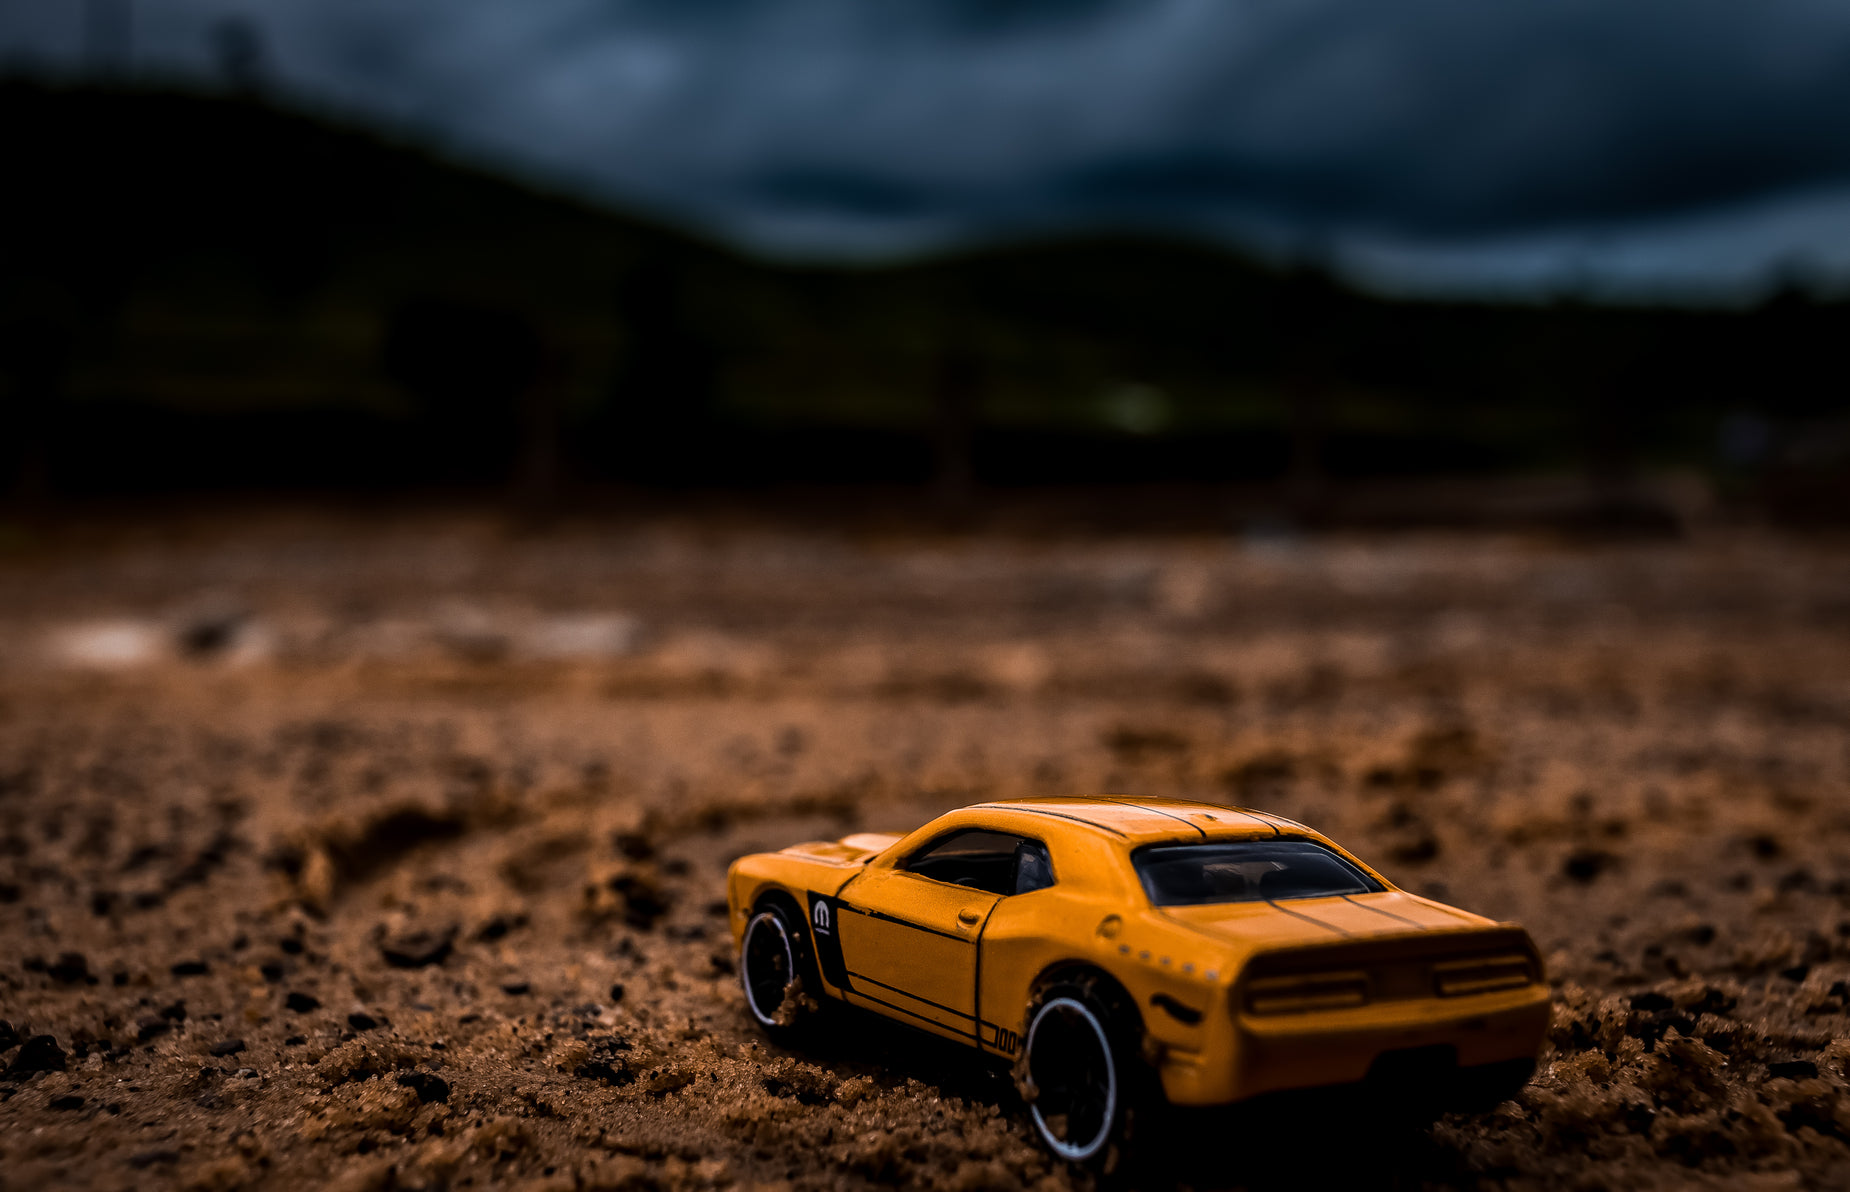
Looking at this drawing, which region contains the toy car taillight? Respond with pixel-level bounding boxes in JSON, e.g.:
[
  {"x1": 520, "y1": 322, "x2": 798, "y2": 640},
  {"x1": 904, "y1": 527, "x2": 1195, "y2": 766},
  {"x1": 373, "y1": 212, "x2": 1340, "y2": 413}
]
[
  {"x1": 1244, "y1": 970, "x2": 1370, "y2": 1015},
  {"x1": 1432, "y1": 953, "x2": 1534, "y2": 997}
]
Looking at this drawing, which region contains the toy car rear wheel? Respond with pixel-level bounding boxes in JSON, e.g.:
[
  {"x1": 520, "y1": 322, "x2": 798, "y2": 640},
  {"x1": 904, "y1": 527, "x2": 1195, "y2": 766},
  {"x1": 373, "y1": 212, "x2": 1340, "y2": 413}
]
[
  {"x1": 1019, "y1": 976, "x2": 1152, "y2": 1171},
  {"x1": 739, "y1": 899, "x2": 824, "y2": 1041}
]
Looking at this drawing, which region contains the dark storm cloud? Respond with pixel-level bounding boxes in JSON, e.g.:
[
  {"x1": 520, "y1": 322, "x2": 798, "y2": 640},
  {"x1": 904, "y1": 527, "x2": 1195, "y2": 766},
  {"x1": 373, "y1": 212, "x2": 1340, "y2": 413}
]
[{"x1": 10, "y1": 0, "x2": 1850, "y2": 298}]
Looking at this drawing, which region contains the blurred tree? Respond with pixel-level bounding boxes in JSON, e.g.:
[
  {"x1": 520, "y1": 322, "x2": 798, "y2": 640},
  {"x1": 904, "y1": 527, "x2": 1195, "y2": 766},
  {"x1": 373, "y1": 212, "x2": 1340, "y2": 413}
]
[
  {"x1": 381, "y1": 299, "x2": 545, "y2": 486},
  {"x1": 0, "y1": 314, "x2": 66, "y2": 506},
  {"x1": 514, "y1": 351, "x2": 565, "y2": 515},
  {"x1": 609, "y1": 248, "x2": 716, "y2": 483},
  {"x1": 932, "y1": 341, "x2": 981, "y2": 513},
  {"x1": 213, "y1": 18, "x2": 268, "y2": 98},
  {"x1": 1270, "y1": 265, "x2": 1339, "y2": 523},
  {"x1": 84, "y1": 0, "x2": 133, "y2": 78}
]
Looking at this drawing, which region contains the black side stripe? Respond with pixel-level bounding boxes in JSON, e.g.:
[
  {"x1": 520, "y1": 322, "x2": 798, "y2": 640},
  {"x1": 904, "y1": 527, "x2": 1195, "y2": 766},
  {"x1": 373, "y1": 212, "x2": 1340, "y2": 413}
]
[
  {"x1": 850, "y1": 989, "x2": 979, "y2": 1040},
  {"x1": 840, "y1": 903, "x2": 975, "y2": 945},
  {"x1": 846, "y1": 972, "x2": 976, "y2": 1021}
]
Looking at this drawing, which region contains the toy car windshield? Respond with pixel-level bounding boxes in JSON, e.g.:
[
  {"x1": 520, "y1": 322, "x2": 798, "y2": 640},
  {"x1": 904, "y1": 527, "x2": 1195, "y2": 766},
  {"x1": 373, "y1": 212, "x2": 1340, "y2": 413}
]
[{"x1": 1134, "y1": 839, "x2": 1384, "y2": 905}]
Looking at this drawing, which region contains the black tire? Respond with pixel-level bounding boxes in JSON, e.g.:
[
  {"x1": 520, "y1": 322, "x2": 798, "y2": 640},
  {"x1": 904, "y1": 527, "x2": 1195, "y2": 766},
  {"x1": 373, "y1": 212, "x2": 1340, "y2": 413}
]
[
  {"x1": 1450, "y1": 1057, "x2": 1537, "y2": 1114},
  {"x1": 1016, "y1": 973, "x2": 1157, "y2": 1173},
  {"x1": 739, "y1": 896, "x2": 826, "y2": 1043}
]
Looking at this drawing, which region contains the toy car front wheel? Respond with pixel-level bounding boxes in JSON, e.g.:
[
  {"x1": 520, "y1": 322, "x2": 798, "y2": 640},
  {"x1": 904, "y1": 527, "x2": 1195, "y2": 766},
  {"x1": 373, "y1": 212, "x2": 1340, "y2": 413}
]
[
  {"x1": 1020, "y1": 978, "x2": 1150, "y2": 1169},
  {"x1": 739, "y1": 900, "x2": 824, "y2": 1040}
]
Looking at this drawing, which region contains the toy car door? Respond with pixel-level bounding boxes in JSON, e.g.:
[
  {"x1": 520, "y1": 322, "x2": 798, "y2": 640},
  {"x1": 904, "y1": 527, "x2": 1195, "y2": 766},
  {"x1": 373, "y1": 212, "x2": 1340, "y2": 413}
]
[{"x1": 832, "y1": 829, "x2": 1026, "y2": 1038}]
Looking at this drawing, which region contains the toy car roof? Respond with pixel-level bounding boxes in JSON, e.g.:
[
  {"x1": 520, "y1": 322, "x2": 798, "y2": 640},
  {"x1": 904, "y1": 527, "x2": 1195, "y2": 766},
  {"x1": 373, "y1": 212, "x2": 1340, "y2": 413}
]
[{"x1": 969, "y1": 796, "x2": 1306, "y2": 845}]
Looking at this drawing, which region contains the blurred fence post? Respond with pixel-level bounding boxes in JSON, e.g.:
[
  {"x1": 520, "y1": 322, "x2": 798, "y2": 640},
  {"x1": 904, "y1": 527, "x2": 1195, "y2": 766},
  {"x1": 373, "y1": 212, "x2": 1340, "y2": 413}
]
[
  {"x1": 1, "y1": 316, "x2": 65, "y2": 509},
  {"x1": 514, "y1": 352, "x2": 564, "y2": 518},
  {"x1": 1286, "y1": 376, "x2": 1329, "y2": 524},
  {"x1": 933, "y1": 343, "x2": 979, "y2": 515}
]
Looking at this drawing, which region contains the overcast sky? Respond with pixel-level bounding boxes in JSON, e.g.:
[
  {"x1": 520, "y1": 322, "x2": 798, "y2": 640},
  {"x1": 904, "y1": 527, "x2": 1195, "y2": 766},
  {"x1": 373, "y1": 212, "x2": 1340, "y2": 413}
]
[{"x1": 9, "y1": 0, "x2": 1850, "y2": 303}]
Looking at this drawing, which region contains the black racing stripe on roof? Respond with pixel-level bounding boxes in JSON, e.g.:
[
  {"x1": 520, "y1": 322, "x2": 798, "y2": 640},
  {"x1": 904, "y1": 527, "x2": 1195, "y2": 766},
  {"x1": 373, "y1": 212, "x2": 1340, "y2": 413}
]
[
  {"x1": 1106, "y1": 798, "x2": 1206, "y2": 839},
  {"x1": 999, "y1": 805, "x2": 1130, "y2": 837},
  {"x1": 1232, "y1": 808, "x2": 1284, "y2": 836}
]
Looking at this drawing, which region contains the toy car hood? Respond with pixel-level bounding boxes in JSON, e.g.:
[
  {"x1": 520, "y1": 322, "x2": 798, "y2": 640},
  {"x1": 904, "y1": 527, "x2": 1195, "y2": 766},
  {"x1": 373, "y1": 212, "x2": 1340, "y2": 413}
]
[{"x1": 774, "y1": 832, "x2": 903, "y2": 866}]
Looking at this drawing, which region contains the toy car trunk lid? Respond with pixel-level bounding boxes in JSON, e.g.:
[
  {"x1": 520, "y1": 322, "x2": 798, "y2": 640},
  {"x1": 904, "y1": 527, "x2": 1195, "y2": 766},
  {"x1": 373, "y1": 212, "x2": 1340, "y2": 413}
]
[{"x1": 1160, "y1": 890, "x2": 1488, "y2": 944}]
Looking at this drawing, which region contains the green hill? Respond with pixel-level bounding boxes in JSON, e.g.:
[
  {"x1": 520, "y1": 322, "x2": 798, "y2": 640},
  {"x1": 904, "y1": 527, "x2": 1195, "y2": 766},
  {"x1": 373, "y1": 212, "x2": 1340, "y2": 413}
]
[{"x1": 2, "y1": 80, "x2": 1845, "y2": 510}]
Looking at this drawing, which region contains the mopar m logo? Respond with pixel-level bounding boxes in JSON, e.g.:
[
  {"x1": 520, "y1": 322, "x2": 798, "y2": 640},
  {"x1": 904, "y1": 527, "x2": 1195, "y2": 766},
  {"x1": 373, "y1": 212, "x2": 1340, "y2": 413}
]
[{"x1": 805, "y1": 892, "x2": 850, "y2": 988}]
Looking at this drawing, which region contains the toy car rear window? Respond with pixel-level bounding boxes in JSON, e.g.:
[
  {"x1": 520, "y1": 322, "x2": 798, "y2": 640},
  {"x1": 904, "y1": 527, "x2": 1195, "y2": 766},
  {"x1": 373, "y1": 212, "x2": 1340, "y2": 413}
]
[{"x1": 1133, "y1": 839, "x2": 1383, "y2": 906}]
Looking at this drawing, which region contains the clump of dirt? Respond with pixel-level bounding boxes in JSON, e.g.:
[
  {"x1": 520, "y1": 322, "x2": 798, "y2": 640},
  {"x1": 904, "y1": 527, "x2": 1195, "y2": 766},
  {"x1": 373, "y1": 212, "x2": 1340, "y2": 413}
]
[{"x1": 2, "y1": 510, "x2": 1849, "y2": 1189}]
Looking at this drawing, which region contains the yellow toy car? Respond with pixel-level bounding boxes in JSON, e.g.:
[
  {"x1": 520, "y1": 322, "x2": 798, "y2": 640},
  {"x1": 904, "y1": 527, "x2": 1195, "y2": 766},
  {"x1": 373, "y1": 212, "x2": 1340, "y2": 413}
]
[{"x1": 727, "y1": 797, "x2": 1550, "y2": 1165}]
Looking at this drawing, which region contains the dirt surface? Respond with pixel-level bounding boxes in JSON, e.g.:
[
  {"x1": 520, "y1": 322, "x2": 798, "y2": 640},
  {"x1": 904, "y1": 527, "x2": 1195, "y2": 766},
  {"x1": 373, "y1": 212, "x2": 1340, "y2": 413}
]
[{"x1": 3, "y1": 508, "x2": 1850, "y2": 1190}]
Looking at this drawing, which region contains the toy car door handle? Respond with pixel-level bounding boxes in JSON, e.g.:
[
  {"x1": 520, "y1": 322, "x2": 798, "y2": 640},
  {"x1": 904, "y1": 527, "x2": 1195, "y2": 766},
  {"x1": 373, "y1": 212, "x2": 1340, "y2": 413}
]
[{"x1": 957, "y1": 907, "x2": 982, "y2": 926}]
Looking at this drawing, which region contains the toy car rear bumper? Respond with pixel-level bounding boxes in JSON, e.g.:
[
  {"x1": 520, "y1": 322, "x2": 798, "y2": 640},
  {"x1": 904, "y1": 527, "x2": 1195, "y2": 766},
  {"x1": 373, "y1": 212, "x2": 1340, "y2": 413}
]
[{"x1": 1158, "y1": 984, "x2": 1551, "y2": 1106}]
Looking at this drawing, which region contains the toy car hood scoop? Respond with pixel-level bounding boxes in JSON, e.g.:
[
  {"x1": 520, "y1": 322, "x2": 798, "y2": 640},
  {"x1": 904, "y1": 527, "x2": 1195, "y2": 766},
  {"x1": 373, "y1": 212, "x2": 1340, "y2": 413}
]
[{"x1": 778, "y1": 832, "x2": 903, "y2": 865}]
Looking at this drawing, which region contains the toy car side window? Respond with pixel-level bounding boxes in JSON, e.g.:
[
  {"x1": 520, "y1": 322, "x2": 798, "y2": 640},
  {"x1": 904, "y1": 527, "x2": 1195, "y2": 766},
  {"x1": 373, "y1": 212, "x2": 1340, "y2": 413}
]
[
  {"x1": 904, "y1": 830, "x2": 1053, "y2": 897},
  {"x1": 1013, "y1": 839, "x2": 1055, "y2": 894}
]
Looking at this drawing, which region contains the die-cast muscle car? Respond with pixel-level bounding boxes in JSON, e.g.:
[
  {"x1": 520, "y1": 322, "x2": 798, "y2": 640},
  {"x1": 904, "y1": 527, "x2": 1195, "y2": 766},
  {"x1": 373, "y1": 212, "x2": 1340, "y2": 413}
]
[{"x1": 728, "y1": 797, "x2": 1550, "y2": 1165}]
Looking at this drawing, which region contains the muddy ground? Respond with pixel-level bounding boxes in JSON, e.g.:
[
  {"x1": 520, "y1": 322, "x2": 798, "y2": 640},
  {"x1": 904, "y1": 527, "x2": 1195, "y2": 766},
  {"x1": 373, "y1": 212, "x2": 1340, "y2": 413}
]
[{"x1": 2, "y1": 507, "x2": 1849, "y2": 1190}]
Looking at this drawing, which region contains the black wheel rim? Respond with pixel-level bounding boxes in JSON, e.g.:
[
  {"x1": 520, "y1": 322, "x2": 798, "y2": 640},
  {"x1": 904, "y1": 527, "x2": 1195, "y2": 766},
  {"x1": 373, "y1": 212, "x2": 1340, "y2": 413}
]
[
  {"x1": 741, "y1": 912, "x2": 794, "y2": 1026},
  {"x1": 1027, "y1": 997, "x2": 1117, "y2": 1161}
]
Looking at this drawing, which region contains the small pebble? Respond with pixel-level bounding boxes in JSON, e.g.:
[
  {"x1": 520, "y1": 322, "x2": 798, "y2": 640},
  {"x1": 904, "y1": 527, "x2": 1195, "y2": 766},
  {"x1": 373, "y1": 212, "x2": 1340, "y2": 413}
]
[
  {"x1": 395, "y1": 1070, "x2": 450, "y2": 1104},
  {"x1": 48, "y1": 953, "x2": 94, "y2": 984},
  {"x1": 8, "y1": 1035, "x2": 67, "y2": 1075},
  {"x1": 381, "y1": 927, "x2": 455, "y2": 969},
  {"x1": 1770, "y1": 1060, "x2": 1819, "y2": 1080}
]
